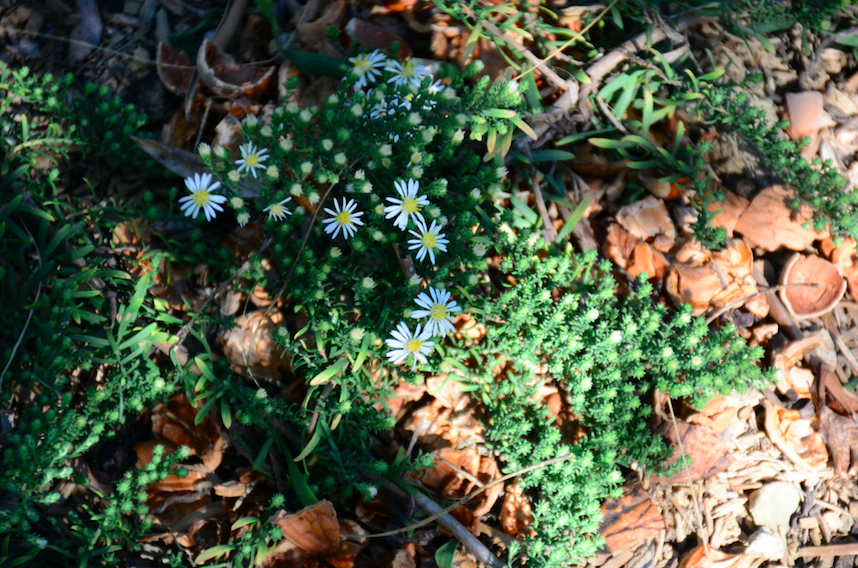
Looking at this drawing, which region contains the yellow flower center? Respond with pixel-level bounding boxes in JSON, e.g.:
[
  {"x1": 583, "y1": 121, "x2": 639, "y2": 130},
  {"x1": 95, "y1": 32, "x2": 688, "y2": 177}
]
[
  {"x1": 429, "y1": 304, "x2": 448, "y2": 321},
  {"x1": 269, "y1": 204, "x2": 284, "y2": 216},
  {"x1": 401, "y1": 61, "x2": 416, "y2": 78},
  {"x1": 402, "y1": 197, "x2": 420, "y2": 213},
  {"x1": 406, "y1": 338, "x2": 424, "y2": 353},
  {"x1": 355, "y1": 56, "x2": 372, "y2": 72},
  {"x1": 421, "y1": 231, "x2": 437, "y2": 249},
  {"x1": 192, "y1": 191, "x2": 211, "y2": 207},
  {"x1": 336, "y1": 211, "x2": 352, "y2": 225},
  {"x1": 245, "y1": 154, "x2": 259, "y2": 167}
]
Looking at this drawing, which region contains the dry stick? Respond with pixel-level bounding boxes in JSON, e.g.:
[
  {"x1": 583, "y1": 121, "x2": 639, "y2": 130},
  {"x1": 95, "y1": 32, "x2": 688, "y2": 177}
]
[
  {"x1": 342, "y1": 451, "x2": 577, "y2": 541},
  {"x1": 665, "y1": 397, "x2": 714, "y2": 566},
  {"x1": 211, "y1": 0, "x2": 250, "y2": 51},
  {"x1": 797, "y1": 542, "x2": 858, "y2": 557},
  {"x1": 459, "y1": 6, "x2": 568, "y2": 91},
  {"x1": 514, "y1": 0, "x2": 618, "y2": 84},
  {"x1": 704, "y1": 283, "x2": 821, "y2": 325},
  {"x1": 172, "y1": 237, "x2": 272, "y2": 347},
  {"x1": 531, "y1": 175, "x2": 557, "y2": 243},
  {"x1": 594, "y1": 95, "x2": 630, "y2": 134}
]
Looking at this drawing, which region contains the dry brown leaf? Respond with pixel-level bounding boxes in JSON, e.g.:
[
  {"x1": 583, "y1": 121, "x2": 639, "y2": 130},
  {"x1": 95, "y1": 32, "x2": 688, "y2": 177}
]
[
  {"x1": 151, "y1": 395, "x2": 226, "y2": 471},
  {"x1": 134, "y1": 440, "x2": 209, "y2": 494},
  {"x1": 615, "y1": 196, "x2": 676, "y2": 252},
  {"x1": 197, "y1": 39, "x2": 275, "y2": 100},
  {"x1": 666, "y1": 240, "x2": 765, "y2": 317},
  {"x1": 263, "y1": 501, "x2": 340, "y2": 567},
  {"x1": 345, "y1": 18, "x2": 411, "y2": 59},
  {"x1": 599, "y1": 479, "x2": 666, "y2": 553},
  {"x1": 157, "y1": 42, "x2": 194, "y2": 96},
  {"x1": 779, "y1": 253, "x2": 846, "y2": 319},
  {"x1": 819, "y1": 405, "x2": 858, "y2": 479},
  {"x1": 499, "y1": 479, "x2": 534, "y2": 537},
  {"x1": 708, "y1": 191, "x2": 750, "y2": 238},
  {"x1": 820, "y1": 237, "x2": 858, "y2": 297},
  {"x1": 604, "y1": 223, "x2": 668, "y2": 280},
  {"x1": 785, "y1": 92, "x2": 825, "y2": 160},
  {"x1": 652, "y1": 420, "x2": 735, "y2": 484},
  {"x1": 679, "y1": 545, "x2": 764, "y2": 568},
  {"x1": 218, "y1": 310, "x2": 289, "y2": 381},
  {"x1": 733, "y1": 185, "x2": 829, "y2": 251},
  {"x1": 763, "y1": 400, "x2": 829, "y2": 472},
  {"x1": 294, "y1": 0, "x2": 346, "y2": 54},
  {"x1": 684, "y1": 395, "x2": 737, "y2": 436}
]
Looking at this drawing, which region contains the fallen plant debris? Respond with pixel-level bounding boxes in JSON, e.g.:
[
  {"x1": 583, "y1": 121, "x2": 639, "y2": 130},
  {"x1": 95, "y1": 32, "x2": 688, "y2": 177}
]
[{"x1": 7, "y1": 1, "x2": 858, "y2": 568}]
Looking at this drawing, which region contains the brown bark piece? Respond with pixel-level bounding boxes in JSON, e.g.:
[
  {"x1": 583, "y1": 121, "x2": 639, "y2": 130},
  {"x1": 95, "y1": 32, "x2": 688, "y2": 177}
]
[
  {"x1": 599, "y1": 479, "x2": 666, "y2": 552},
  {"x1": 733, "y1": 185, "x2": 829, "y2": 251},
  {"x1": 652, "y1": 420, "x2": 735, "y2": 484},
  {"x1": 679, "y1": 545, "x2": 764, "y2": 568}
]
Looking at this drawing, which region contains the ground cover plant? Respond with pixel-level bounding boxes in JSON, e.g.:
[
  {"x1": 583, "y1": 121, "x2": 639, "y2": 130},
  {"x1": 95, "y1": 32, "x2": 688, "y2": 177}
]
[{"x1": 4, "y1": 1, "x2": 858, "y2": 567}]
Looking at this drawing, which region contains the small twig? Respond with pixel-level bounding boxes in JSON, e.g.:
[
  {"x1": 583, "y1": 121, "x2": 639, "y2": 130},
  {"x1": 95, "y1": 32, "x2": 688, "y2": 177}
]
[
  {"x1": 666, "y1": 397, "x2": 713, "y2": 564},
  {"x1": 460, "y1": 6, "x2": 568, "y2": 91},
  {"x1": 211, "y1": 0, "x2": 250, "y2": 50},
  {"x1": 172, "y1": 237, "x2": 272, "y2": 348},
  {"x1": 531, "y1": 175, "x2": 557, "y2": 243},
  {"x1": 595, "y1": 95, "x2": 630, "y2": 134},
  {"x1": 704, "y1": 283, "x2": 821, "y2": 325},
  {"x1": 342, "y1": 451, "x2": 577, "y2": 540}
]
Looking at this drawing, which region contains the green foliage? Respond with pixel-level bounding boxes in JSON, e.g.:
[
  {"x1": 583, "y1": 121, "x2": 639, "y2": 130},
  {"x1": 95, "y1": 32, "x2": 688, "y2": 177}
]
[
  {"x1": 0, "y1": 62, "x2": 155, "y2": 180},
  {"x1": 445, "y1": 231, "x2": 771, "y2": 565}
]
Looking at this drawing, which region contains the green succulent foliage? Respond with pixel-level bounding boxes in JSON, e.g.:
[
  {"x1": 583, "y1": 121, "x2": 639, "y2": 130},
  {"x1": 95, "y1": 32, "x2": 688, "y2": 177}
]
[
  {"x1": 446, "y1": 230, "x2": 771, "y2": 566},
  {"x1": 0, "y1": 62, "x2": 156, "y2": 178}
]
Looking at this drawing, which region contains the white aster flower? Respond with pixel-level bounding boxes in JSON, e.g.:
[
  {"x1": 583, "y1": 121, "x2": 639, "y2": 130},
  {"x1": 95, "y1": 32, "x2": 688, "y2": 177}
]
[
  {"x1": 380, "y1": 144, "x2": 392, "y2": 157},
  {"x1": 178, "y1": 173, "x2": 227, "y2": 221},
  {"x1": 229, "y1": 196, "x2": 244, "y2": 209},
  {"x1": 299, "y1": 109, "x2": 313, "y2": 122},
  {"x1": 470, "y1": 188, "x2": 481, "y2": 200},
  {"x1": 280, "y1": 138, "x2": 293, "y2": 151},
  {"x1": 228, "y1": 170, "x2": 241, "y2": 182},
  {"x1": 361, "y1": 277, "x2": 376, "y2": 289},
  {"x1": 308, "y1": 192, "x2": 320, "y2": 205},
  {"x1": 385, "y1": 179, "x2": 429, "y2": 230},
  {"x1": 289, "y1": 183, "x2": 303, "y2": 197},
  {"x1": 334, "y1": 152, "x2": 347, "y2": 166},
  {"x1": 468, "y1": 273, "x2": 480, "y2": 286},
  {"x1": 407, "y1": 219, "x2": 449, "y2": 264},
  {"x1": 235, "y1": 143, "x2": 269, "y2": 179},
  {"x1": 496, "y1": 166, "x2": 508, "y2": 181},
  {"x1": 385, "y1": 322, "x2": 434, "y2": 366},
  {"x1": 452, "y1": 129, "x2": 465, "y2": 143},
  {"x1": 260, "y1": 125, "x2": 272, "y2": 137},
  {"x1": 411, "y1": 166, "x2": 423, "y2": 179},
  {"x1": 409, "y1": 273, "x2": 422, "y2": 286},
  {"x1": 349, "y1": 49, "x2": 387, "y2": 89},
  {"x1": 410, "y1": 151, "x2": 422, "y2": 164},
  {"x1": 427, "y1": 79, "x2": 444, "y2": 94},
  {"x1": 256, "y1": 387, "x2": 267, "y2": 399},
  {"x1": 473, "y1": 242, "x2": 488, "y2": 256},
  {"x1": 198, "y1": 143, "x2": 211, "y2": 158},
  {"x1": 411, "y1": 287, "x2": 461, "y2": 336},
  {"x1": 330, "y1": 247, "x2": 342, "y2": 258},
  {"x1": 266, "y1": 166, "x2": 279, "y2": 179},
  {"x1": 237, "y1": 212, "x2": 250, "y2": 226},
  {"x1": 327, "y1": 94, "x2": 339, "y2": 105},
  {"x1": 242, "y1": 114, "x2": 258, "y2": 128},
  {"x1": 264, "y1": 197, "x2": 292, "y2": 221},
  {"x1": 355, "y1": 169, "x2": 365, "y2": 180},
  {"x1": 350, "y1": 328, "x2": 365, "y2": 342},
  {"x1": 323, "y1": 197, "x2": 365, "y2": 239},
  {"x1": 286, "y1": 102, "x2": 300, "y2": 114},
  {"x1": 301, "y1": 162, "x2": 313, "y2": 176},
  {"x1": 350, "y1": 103, "x2": 364, "y2": 117},
  {"x1": 322, "y1": 139, "x2": 334, "y2": 151},
  {"x1": 385, "y1": 58, "x2": 430, "y2": 87},
  {"x1": 214, "y1": 145, "x2": 228, "y2": 159},
  {"x1": 372, "y1": 229, "x2": 384, "y2": 241}
]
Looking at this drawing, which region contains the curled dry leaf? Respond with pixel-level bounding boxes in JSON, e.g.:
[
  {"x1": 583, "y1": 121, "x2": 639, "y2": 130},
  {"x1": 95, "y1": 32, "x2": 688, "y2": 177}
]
[
  {"x1": 134, "y1": 439, "x2": 209, "y2": 493},
  {"x1": 666, "y1": 240, "x2": 767, "y2": 317},
  {"x1": 820, "y1": 237, "x2": 858, "y2": 297},
  {"x1": 779, "y1": 253, "x2": 846, "y2": 319},
  {"x1": 684, "y1": 395, "x2": 737, "y2": 437},
  {"x1": 157, "y1": 42, "x2": 194, "y2": 96},
  {"x1": 218, "y1": 311, "x2": 289, "y2": 381},
  {"x1": 197, "y1": 39, "x2": 275, "y2": 100},
  {"x1": 604, "y1": 223, "x2": 668, "y2": 280},
  {"x1": 615, "y1": 196, "x2": 676, "y2": 253},
  {"x1": 763, "y1": 400, "x2": 829, "y2": 472},
  {"x1": 679, "y1": 545, "x2": 764, "y2": 568},
  {"x1": 652, "y1": 419, "x2": 735, "y2": 484},
  {"x1": 599, "y1": 479, "x2": 666, "y2": 553},
  {"x1": 499, "y1": 479, "x2": 534, "y2": 537},
  {"x1": 294, "y1": 0, "x2": 346, "y2": 56},
  {"x1": 151, "y1": 395, "x2": 226, "y2": 471},
  {"x1": 785, "y1": 91, "x2": 826, "y2": 160},
  {"x1": 262, "y1": 501, "x2": 340, "y2": 567},
  {"x1": 707, "y1": 190, "x2": 750, "y2": 238},
  {"x1": 213, "y1": 114, "x2": 243, "y2": 159},
  {"x1": 819, "y1": 405, "x2": 858, "y2": 479},
  {"x1": 733, "y1": 185, "x2": 829, "y2": 251},
  {"x1": 345, "y1": 18, "x2": 411, "y2": 59}
]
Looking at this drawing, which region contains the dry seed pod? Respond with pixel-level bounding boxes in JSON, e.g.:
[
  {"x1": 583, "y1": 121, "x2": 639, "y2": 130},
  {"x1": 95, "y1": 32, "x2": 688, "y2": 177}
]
[{"x1": 779, "y1": 253, "x2": 846, "y2": 319}]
